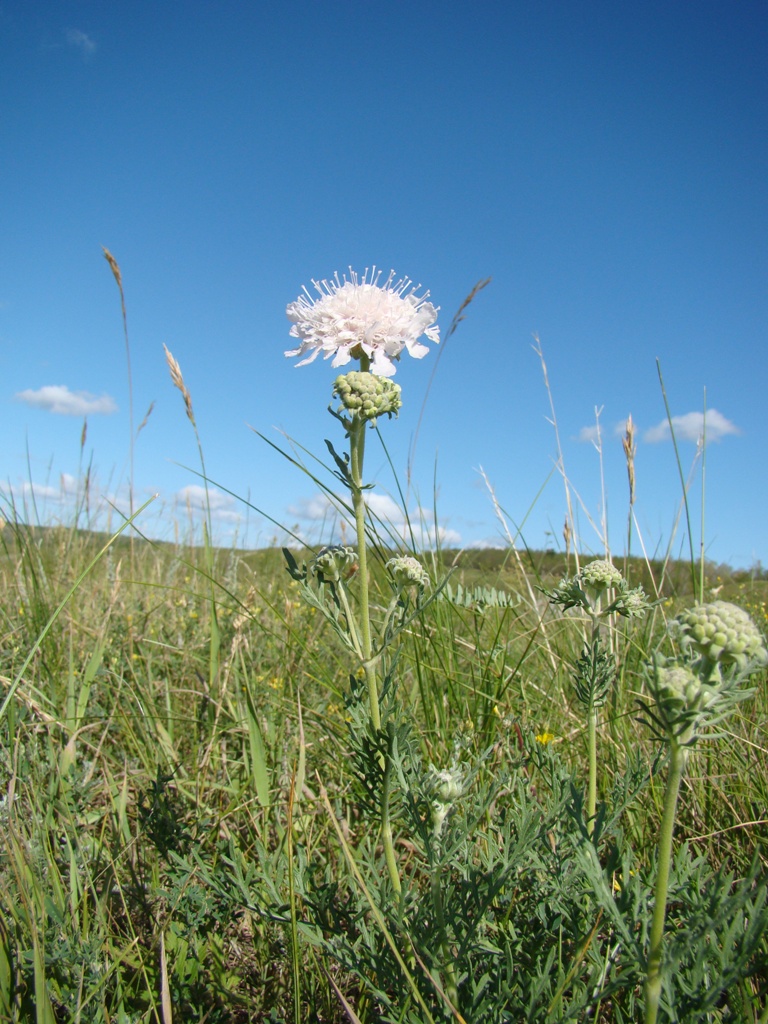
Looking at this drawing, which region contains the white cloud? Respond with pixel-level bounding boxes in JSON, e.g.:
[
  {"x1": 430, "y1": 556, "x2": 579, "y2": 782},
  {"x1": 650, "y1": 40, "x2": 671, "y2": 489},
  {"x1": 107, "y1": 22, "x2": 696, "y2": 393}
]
[
  {"x1": 175, "y1": 485, "x2": 241, "y2": 522},
  {"x1": 644, "y1": 409, "x2": 740, "y2": 444},
  {"x1": 287, "y1": 490, "x2": 461, "y2": 547},
  {"x1": 408, "y1": 522, "x2": 462, "y2": 547},
  {"x1": 15, "y1": 385, "x2": 117, "y2": 416},
  {"x1": 66, "y1": 29, "x2": 96, "y2": 55},
  {"x1": 364, "y1": 491, "x2": 443, "y2": 541},
  {"x1": 177, "y1": 485, "x2": 227, "y2": 511},
  {"x1": 576, "y1": 419, "x2": 633, "y2": 444},
  {"x1": 60, "y1": 473, "x2": 79, "y2": 495},
  {"x1": 366, "y1": 492, "x2": 404, "y2": 522},
  {"x1": 286, "y1": 494, "x2": 338, "y2": 522},
  {"x1": 576, "y1": 425, "x2": 601, "y2": 444},
  {"x1": 467, "y1": 537, "x2": 507, "y2": 550},
  {"x1": 18, "y1": 482, "x2": 65, "y2": 503},
  {"x1": 10, "y1": 474, "x2": 84, "y2": 505}
]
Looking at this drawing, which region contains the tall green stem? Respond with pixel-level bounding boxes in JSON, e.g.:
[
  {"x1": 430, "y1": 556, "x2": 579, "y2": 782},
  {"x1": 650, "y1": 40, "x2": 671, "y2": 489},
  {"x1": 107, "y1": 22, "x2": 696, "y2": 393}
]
[
  {"x1": 346, "y1": 359, "x2": 400, "y2": 895},
  {"x1": 349, "y1": 414, "x2": 380, "y2": 732},
  {"x1": 430, "y1": 867, "x2": 458, "y2": 1006},
  {"x1": 586, "y1": 707, "x2": 598, "y2": 834},
  {"x1": 586, "y1": 608, "x2": 600, "y2": 836},
  {"x1": 382, "y1": 723, "x2": 402, "y2": 896},
  {"x1": 644, "y1": 741, "x2": 688, "y2": 1024}
]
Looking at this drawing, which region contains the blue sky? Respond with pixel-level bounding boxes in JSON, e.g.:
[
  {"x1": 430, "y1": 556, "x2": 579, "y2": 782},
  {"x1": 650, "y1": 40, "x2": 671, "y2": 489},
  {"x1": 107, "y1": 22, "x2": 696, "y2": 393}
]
[{"x1": 1, "y1": 1, "x2": 766, "y2": 568}]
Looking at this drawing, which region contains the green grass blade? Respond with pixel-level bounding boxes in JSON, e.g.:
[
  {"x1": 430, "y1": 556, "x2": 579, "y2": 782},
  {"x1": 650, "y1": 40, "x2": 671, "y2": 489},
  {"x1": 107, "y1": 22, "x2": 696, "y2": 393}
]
[
  {"x1": 656, "y1": 360, "x2": 697, "y2": 597},
  {"x1": 0, "y1": 495, "x2": 158, "y2": 723}
]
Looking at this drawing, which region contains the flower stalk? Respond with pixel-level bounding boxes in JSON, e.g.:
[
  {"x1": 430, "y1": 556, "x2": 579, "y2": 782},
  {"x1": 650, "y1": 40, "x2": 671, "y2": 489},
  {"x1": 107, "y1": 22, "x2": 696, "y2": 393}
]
[
  {"x1": 640, "y1": 600, "x2": 767, "y2": 1023},
  {"x1": 584, "y1": 589, "x2": 603, "y2": 833},
  {"x1": 644, "y1": 739, "x2": 688, "y2": 1024},
  {"x1": 430, "y1": 869, "x2": 459, "y2": 1007},
  {"x1": 586, "y1": 697, "x2": 598, "y2": 832},
  {"x1": 546, "y1": 559, "x2": 648, "y2": 836},
  {"x1": 285, "y1": 269, "x2": 440, "y2": 901},
  {"x1": 381, "y1": 722, "x2": 401, "y2": 896},
  {"x1": 347, "y1": 376, "x2": 381, "y2": 733},
  {"x1": 428, "y1": 764, "x2": 464, "y2": 1008},
  {"x1": 339, "y1": 357, "x2": 403, "y2": 895},
  {"x1": 345, "y1": 371, "x2": 400, "y2": 893}
]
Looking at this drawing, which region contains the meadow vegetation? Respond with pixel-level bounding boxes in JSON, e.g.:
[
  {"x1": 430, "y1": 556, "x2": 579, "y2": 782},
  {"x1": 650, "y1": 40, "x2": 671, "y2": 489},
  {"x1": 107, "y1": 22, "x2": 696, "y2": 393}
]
[{"x1": 0, "y1": 263, "x2": 767, "y2": 1023}]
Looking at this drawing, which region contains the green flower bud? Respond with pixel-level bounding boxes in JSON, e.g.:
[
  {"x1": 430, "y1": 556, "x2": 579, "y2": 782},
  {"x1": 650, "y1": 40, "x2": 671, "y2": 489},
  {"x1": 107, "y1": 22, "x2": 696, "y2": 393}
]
[
  {"x1": 613, "y1": 583, "x2": 650, "y2": 619},
  {"x1": 428, "y1": 765, "x2": 465, "y2": 837},
  {"x1": 545, "y1": 559, "x2": 647, "y2": 618},
  {"x1": 332, "y1": 370, "x2": 402, "y2": 425},
  {"x1": 673, "y1": 601, "x2": 768, "y2": 669},
  {"x1": 579, "y1": 559, "x2": 623, "y2": 593},
  {"x1": 431, "y1": 768, "x2": 464, "y2": 805},
  {"x1": 311, "y1": 545, "x2": 358, "y2": 584},
  {"x1": 649, "y1": 661, "x2": 727, "y2": 746},
  {"x1": 655, "y1": 665, "x2": 702, "y2": 708},
  {"x1": 386, "y1": 555, "x2": 429, "y2": 590}
]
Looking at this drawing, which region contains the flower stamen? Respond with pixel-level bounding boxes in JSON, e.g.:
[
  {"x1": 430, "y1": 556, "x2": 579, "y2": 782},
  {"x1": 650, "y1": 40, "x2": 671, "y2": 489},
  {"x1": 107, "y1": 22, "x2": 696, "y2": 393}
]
[{"x1": 286, "y1": 266, "x2": 439, "y2": 376}]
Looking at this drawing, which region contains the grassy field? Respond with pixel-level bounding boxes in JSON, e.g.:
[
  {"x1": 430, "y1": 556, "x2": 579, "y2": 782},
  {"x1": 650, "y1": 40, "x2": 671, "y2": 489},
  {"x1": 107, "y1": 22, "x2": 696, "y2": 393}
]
[
  {"x1": 0, "y1": 514, "x2": 766, "y2": 1022},
  {"x1": 1, "y1": 260, "x2": 767, "y2": 1022}
]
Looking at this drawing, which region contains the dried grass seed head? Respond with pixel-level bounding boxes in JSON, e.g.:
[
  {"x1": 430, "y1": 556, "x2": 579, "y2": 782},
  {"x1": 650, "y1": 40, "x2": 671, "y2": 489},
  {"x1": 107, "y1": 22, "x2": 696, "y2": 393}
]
[{"x1": 163, "y1": 344, "x2": 196, "y2": 426}]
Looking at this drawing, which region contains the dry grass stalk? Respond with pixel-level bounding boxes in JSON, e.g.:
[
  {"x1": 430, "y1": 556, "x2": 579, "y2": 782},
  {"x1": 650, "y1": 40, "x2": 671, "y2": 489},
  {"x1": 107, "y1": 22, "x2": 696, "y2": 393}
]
[
  {"x1": 621, "y1": 413, "x2": 638, "y2": 577},
  {"x1": 408, "y1": 277, "x2": 491, "y2": 488},
  {"x1": 136, "y1": 401, "x2": 155, "y2": 437},
  {"x1": 229, "y1": 585, "x2": 259, "y2": 657},
  {"x1": 163, "y1": 344, "x2": 196, "y2": 426},
  {"x1": 532, "y1": 334, "x2": 579, "y2": 571},
  {"x1": 478, "y1": 465, "x2": 560, "y2": 680},
  {"x1": 102, "y1": 246, "x2": 123, "y2": 291},
  {"x1": 622, "y1": 414, "x2": 637, "y2": 508},
  {"x1": 102, "y1": 246, "x2": 135, "y2": 578}
]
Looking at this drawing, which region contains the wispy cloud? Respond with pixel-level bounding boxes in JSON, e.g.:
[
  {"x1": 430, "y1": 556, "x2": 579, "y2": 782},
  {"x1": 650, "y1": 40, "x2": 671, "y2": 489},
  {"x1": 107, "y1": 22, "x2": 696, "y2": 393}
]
[
  {"x1": 467, "y1": 536, "x2": 507, "y2": 550},
  {"x1": 14, "y1": 475, "x2": 79, "y2": 504},
  {"x1": 287, "y1": 494, "x2": 341, "y2": 524},
  {"x1": 367, "y1": 493, "x2": 463, "y2": 547},
  {"x1": 288, "y1": 491, "x2": 461, "y2": 548},
  {"x1": 576, "y1": 425, "x2": 600, "y2": 444},
  {"x1": 175, "y1": 485, "x2": 241, "y2": 523},
  {"x1": 366, "y1": 493, "x2": 405, "y2": 523},
  {"x1": 65, "y1": 29, "x2": 96, "y2": 56},
  {"x1": 576, "y1": 420, "x2": 632, "y2": 444},
  {"x1": 575, "y1": 412, "x2": 739, "y2": 446},
  {"x1": 15, "y1": 385, "x2": 117, "y2": 416},
  {"x1": 644, "y1": 409, "x2": 740, "y2": 444},
  {"x1": 4, "y1": 474, "x2": 88, "y2": 513}
]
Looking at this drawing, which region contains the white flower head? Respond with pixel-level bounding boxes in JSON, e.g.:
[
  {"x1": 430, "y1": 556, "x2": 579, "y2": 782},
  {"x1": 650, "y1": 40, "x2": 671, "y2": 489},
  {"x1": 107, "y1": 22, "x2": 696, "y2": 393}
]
[{"x1": 285, "y1": 267, "x2": 440, "y2": 377}]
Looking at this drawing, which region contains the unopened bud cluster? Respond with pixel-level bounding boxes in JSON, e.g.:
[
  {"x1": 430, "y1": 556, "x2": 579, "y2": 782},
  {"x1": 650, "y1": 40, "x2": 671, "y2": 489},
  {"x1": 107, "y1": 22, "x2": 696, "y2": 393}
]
[
  {"x1": 580, "y1": 559, "x2": 623, "y2": 594},
  {"x1": 387, "y1": 555, "x2": 430, "y2": 590},
  {"x1": 332, "y1": 371, "x2": 402, "y2": 425},
  {"x1": 615, "y1": 584, "x2": 650, "y2": 618},
  {"x1": 311, "y1": 545, "x2": 358, "y2": 584},
  {"x1": 546, "y1": 558, "x2": 649, "y2": 619},
  {"x1": 672, "y1": 601, "x2": 768, "y2": 671},
  {"x1": 647, "y1": 602, "x2": 767, "y2": 746},
  {"x1": 428, "y1": 765, "x2": 465, "y2": 837},
  {"x1": 655, "y1": 665, "x2": 715, "y2": 710},
  {"x1": 650, "y1": 661, "x2": 725, "y2": 746}
]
